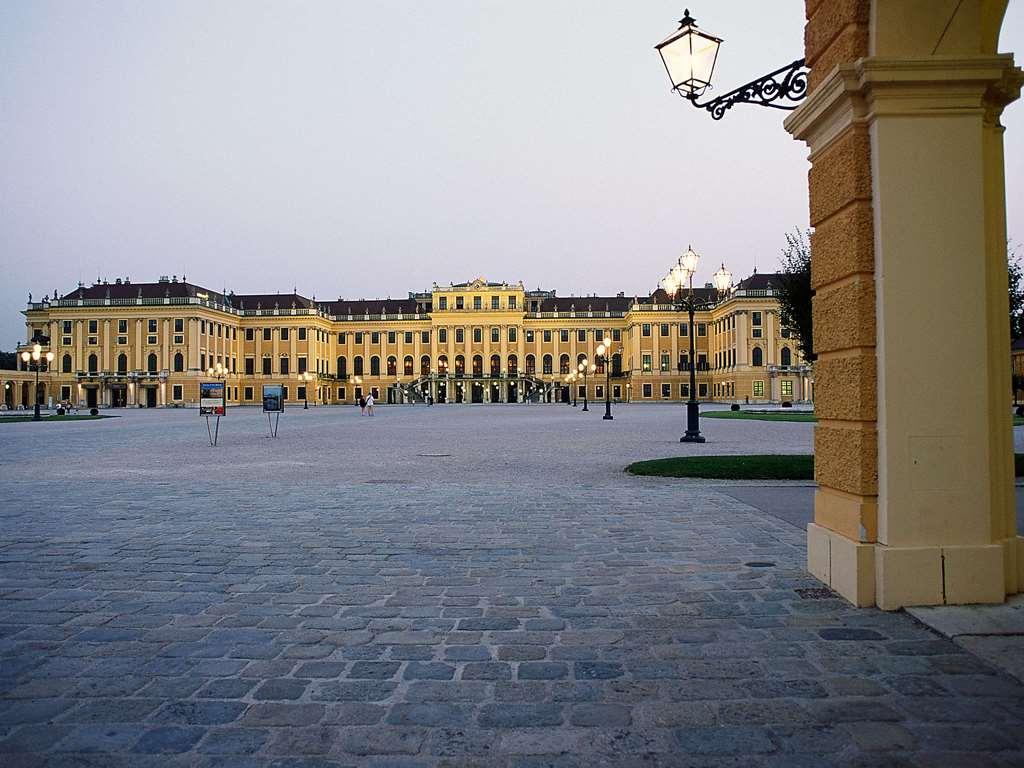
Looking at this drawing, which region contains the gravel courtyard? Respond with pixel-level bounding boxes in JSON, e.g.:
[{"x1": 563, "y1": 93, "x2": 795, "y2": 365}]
[{"x1": 1, "y1": 404, "x2": 1023, "y2": 767}]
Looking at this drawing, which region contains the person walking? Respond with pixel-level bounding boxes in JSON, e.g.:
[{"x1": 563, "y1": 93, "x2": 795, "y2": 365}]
[
  {"x1": 365, "y1": 392, "x2": 375, "y2": 416},
  {"x1": 359, "y1": 395, "x2": 367, "y2": 415}
]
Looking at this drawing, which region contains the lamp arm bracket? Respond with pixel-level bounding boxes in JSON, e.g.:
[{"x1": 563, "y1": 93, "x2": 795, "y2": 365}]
[{"x1": 690, "y1": 59, "x2": 808, "y2": 120}]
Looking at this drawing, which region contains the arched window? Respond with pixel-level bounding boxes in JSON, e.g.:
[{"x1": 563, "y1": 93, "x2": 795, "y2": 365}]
[
  {"x1": 577, "y1": 353, "x2": 586, "y2": 368},
  {"x1": 337, "y1": 356, "x2": 347, "y2": 377},
  {"x1": 173, "y1": 352, "x2": 184, "y2": 372},
  {"x1": 472, "y1": 355, "x2": 483, "y2": 376},
  {"x1": 62, "y1": 354, "x2": 72, "y2": 373},
  {"x1": 116, "y1": 353, "x2": 128, "y2": 374},
  {"x1": 353, "y1": 356, "x2": 363, "y2": 375},
  {"x1": 147, "y1": 353, "x2": 158, "y2": 373},
  {"x1": 489, "y1": 354, "x2": 500, "y2": 376},
  {"x1": 370, "y1": 356, "x2": 381, "y2": 376},
  {"x1": 438, "y1": 354, "x2": 449, "y2": 374},
  {"x1": 455, "y1": 355, "x2": 465, "y2": 375},
  {"x1": 752, "y1": 347, "x2": 763, "y2": 367},
  {"x1": 404, "y1": 356, "x2": 414, "y2": 376},
  {"x1": 420, "y1": 355, "x2": 430, "y2": 375},
  {"x1": 559, "y1": 354, "x2": 570, "y2": 374},
  {"x1": 596, "y1": 356, "x2": 605, "y2": 374},
  {"x1": 542, "y1": 354, "x2": 552, "y2": 374},
  {"x1": 508, "y1": 355, "x2": 518, "y2": 375},
  {"x1": 612, "y1": 353, "x2": 622, "y2": 376},
  {"x1": 88, "y1": 354, "x2": 98, "y2": 373},
  {"x1": 780, "y1": 347, "x2": 792, "y2": 367},
  {"x1": 386, "y1": 356, "x2": 397, "y2": 376},
  {"x1": 525, "y1": 354, "x2": 535, "y2": 375}
]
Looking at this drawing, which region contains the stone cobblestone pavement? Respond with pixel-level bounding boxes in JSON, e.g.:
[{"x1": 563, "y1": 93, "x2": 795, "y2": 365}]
[{"x1": 1, "y1": 405, "x2": 1023, "y2": 767}]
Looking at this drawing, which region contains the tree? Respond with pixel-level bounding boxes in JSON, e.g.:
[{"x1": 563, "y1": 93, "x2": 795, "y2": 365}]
[
  {"x1": 776, "y1": 228, "x2": 815, "y2": 363},
  {"x1": 1009, "y1": 242, "x2": 1023, "y2": 342},
  {"x1": 0, "y1": 351, "x2": 16, "y2": 370}
]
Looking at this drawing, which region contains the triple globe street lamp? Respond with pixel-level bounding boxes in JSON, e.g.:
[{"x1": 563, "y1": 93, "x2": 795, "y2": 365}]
[
  {"x1": 595, "y1": 336, "x2": 620, "y2": 421},
  {"x1": 577, "y1": 358, "x2": 597, "y2": 413},
  {"x1": 300, "y1": 371, "x2": 314, "y2": 409},
  {"x1": 20, "y1": 343, "x2": 54, "y2": 422},
  {"x1": 660, "y1": 246, "x2": 731, "y2": 443}
]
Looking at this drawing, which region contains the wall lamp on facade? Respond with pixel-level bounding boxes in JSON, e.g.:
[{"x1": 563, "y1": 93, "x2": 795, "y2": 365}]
[
  {"x1": 20, "y1": 343, "x2": 54, "y2": 422},
  {"x1": 655, "y1": 9, "x2": 808, "y2": 120}
]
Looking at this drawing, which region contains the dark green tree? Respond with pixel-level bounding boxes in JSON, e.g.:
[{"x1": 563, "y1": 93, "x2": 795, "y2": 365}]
[
  {"x1": 1009, "y1": 242, "x2": 1023, "y2": 342},
  {"x1": 776, "y1": 228, "x2": 815, "y2": 363},
  {"x1": 0, "y1": 351, "x2": 16, "y2": 370}
]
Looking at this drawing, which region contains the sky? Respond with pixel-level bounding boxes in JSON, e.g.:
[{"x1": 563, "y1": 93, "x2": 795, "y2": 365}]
[{"x1": 1, "y1": 1, "x2": 1023, "y2": 345}]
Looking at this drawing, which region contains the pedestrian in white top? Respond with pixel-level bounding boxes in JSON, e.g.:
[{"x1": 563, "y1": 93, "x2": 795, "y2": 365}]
[{"x1": 365, "y1": 393, "x2": 375, "y2": 416}]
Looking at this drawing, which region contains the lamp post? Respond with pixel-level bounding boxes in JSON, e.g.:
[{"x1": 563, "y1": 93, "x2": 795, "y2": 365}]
[
  {"x1": 655, "y1": 9, "x2": 808, "y2": 120},
  {"x1": 20, "y1": 343, "x2": 54, "y2": 422},
  {"x1": 596, "y1": 336, "x2": 618, "y2": 421},
  {"x1": 577, "y1": 359, "x2": 596, "y2": 412},
  {"x1": 661, "y1": 247, "x2": 731, "y2": 443},
  {"x1": 300, "y1": 371, "x2": 314, "y2": 409}
]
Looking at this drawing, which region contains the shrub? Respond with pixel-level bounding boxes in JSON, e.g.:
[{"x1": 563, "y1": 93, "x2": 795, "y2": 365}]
[
  {"x1": 57, "y1": 407, "x2": 66, "y2": 415},
  {"x1": 89, "y1": 407, "x2": 99, "y2": 416},
  {"x1": 730, "y1": 403, "x2": 740, "y2": 411},
  {"x1": 781, "y1": 401, "x2": 793, "y2": 408}
]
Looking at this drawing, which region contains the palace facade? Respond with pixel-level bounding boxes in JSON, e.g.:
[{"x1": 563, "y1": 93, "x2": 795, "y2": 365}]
[{"x1": 5, "y1": 274, "x2": 811, "y2": 410}]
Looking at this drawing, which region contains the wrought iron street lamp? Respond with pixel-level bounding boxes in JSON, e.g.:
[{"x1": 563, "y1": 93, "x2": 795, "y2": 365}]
[
  {"x1": 577, "y1": 359, "x2": 596, "y2": 412},
  {"x1": 20, "y1": 343, "x2": 54, "y2": 422},
  {"x1": 299, "y1": 371, "x2": 315, "y2": 409},
  {"x1": 661, "y1": 246, "x2": 730, "y2": 443},
  {"x1": 206, "y1": 362, "x2": 227, "y2": 379},
  {"x1": 596, "y1": 337, "x2": 619, "y2": 421},
  {"x1": 655, "y1": 9, "x2": 808, "y2": 120}
]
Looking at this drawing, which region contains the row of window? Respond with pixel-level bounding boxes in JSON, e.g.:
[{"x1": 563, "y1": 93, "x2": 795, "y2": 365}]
[{"x1": 436, "y1": 295, "x2": 518, "y2": 311}]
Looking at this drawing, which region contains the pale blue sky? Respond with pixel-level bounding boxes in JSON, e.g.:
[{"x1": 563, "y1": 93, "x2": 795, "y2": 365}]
[{"x1": 1, "y1": 2, "x2": 1023, "y2": 345}]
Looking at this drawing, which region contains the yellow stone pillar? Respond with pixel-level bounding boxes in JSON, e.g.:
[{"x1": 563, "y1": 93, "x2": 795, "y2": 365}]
[{"x1": 786, "y1": 0, "x2": 1023, "y2": 608}]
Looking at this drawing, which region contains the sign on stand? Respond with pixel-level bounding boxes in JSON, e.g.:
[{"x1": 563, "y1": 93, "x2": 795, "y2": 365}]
[
  {"x1": 199, "y1": 381, "x2": 226, "y2": 446},
  {"x1": 262, "y1": 384, "x2": 284, "y2": 437}
]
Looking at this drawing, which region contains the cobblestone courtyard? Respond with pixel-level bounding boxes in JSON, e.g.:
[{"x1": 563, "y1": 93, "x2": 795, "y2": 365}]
[{"x1": 2, "y1": 405, "x2": 1023, "y2": 767}]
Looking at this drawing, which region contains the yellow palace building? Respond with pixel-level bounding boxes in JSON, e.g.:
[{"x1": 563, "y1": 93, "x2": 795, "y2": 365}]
[{"x1": 5, "y1": 273, "x2": 811, "y2": 410}]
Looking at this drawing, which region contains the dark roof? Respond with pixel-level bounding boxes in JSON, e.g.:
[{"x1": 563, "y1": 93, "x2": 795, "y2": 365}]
[
  {"x1": 734, "y1": 272, "x2": 783, "y2": 291},
  {"x1": 536, "y1": 295, "x2": 633, "y2": 313},
  {"x1": 60, "y1": 280, "x2": 226, "y2": 304},
  {"x1": 646, "y1": 287, "x2": 718, "y2": 304},
  {"x1": 233, "y1": 292, "x2": 314, "y2": 310},
  {"x1": 322, "y1": 298, "x2": 430, "y2": 316}
]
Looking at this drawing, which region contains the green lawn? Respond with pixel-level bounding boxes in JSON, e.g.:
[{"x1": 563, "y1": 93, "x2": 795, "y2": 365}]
[
  {"x1": 626, "y1": 454, "x2": 815, "y2": 480},
  {"x1": 0, "y1": 414, "x2": 112, "y2": 424},
  {"x1": 703, "y1": 410, "x2": 1024, "y2": 426},
  {"x1": 628, "y1": 453, "x2": 1024, "y2": 480},
  {"x1": 702, "y1": 410, "x2": 817, "y2": 423}
]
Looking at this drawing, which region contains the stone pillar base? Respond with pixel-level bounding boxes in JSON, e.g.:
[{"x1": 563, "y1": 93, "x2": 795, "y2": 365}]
[
  {"x1": 809, "y1": 523, "x2": 1019, "y2": 610},
  {"x1": 807, "y1": 523, "x2": 875, "y2": 607}
]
